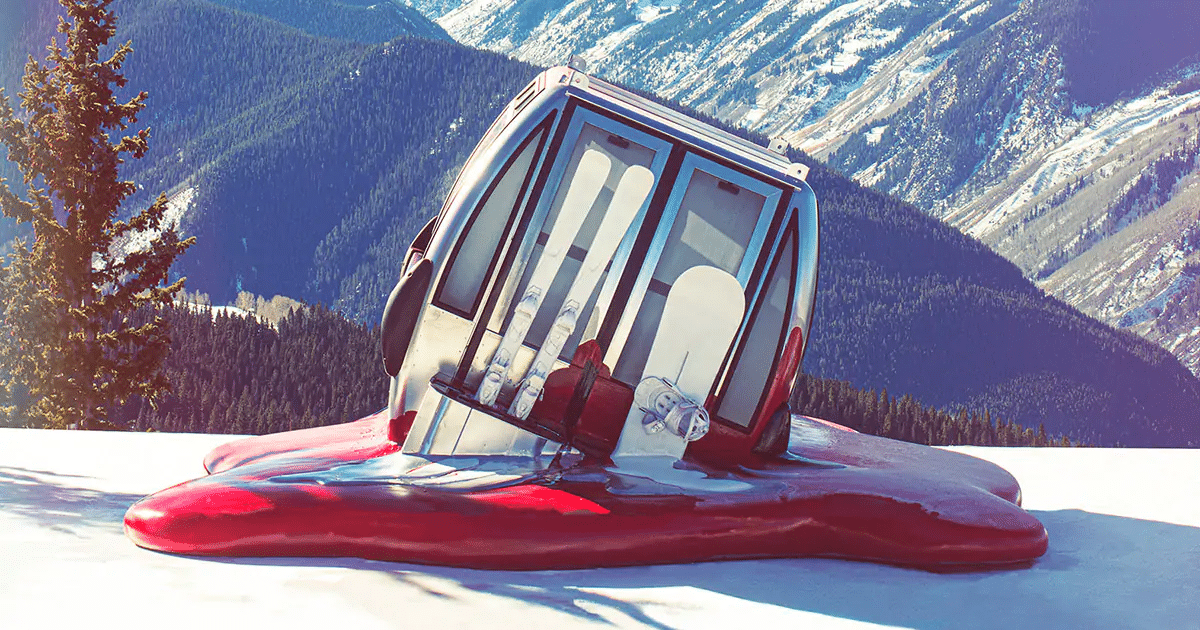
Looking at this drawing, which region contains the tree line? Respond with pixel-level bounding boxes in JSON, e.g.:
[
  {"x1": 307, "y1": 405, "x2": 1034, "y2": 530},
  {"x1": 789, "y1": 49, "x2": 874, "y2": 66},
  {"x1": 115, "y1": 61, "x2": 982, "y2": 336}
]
[
  {"x1": 114, "y1": 303, "x2": 388, "y2": 434},
  {"x1": 791, "y1": 373, "x2": 1076, "y2": 447},
  {"x1": 1, "y1": 299, "x2": 1069, "y2": 448}
]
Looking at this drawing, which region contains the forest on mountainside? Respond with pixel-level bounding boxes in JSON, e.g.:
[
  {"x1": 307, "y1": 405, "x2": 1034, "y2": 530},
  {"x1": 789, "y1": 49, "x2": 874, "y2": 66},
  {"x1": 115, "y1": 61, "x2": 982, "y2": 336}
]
[
  {"x1": 106, "y1": 0, "x2": 537, "y2": 313},
  {"x1": 793, "y1": 374, "x2": 1073, "y2": 447},
  {"x1": 1040, "y1": 0, "x2": 1200, "y2": 105},
  {"x1": 115, "y1": 305, "x2": 388, "y2": 434},
  {"x1": 25, "y1": 304, "x2": 1067, "y2": 449},
  {"x1": 3, "y1": 0, "x2": 1198, "y2": 445},
  {"x1": 201, "y1": 0, "x2": 449, "y2": 42}
]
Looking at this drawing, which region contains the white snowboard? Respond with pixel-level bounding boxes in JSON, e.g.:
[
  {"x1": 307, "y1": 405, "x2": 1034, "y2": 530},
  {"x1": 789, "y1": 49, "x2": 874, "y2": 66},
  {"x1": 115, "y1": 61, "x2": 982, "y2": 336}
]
[
  {"x1": 509, "y1": 164, "x2": 655, "y2": 419},
  {"x1": 612, "y1": 265, "x2": 746, "y2": 460},
  {"x1": 477, "y1": 149, "x2": 612, "y2": 406}
]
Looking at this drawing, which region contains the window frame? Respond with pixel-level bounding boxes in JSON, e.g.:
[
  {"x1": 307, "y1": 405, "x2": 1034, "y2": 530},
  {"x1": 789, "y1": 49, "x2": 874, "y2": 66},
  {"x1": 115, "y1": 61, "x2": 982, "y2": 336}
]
[
  {"x1": 431, "y1": 116, "x2": 554, "y2": 319},
  {"x1": 603, "y1": 152, "x2": 784, "y2": 371},
  {"x1": 711, "y1": 215, "x2": 800, "y2": 432},
  {"x1": 486, "y1": 109, "x2": 675, "y2": 338}
]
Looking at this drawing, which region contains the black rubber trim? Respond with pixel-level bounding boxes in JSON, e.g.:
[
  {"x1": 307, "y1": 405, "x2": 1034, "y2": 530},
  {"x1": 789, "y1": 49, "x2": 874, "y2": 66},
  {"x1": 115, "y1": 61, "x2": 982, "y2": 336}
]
[
  {"x1": 607, "y1": 134, "x2": 631, "y2": 149},
  {"x1": 711, "y1": 190, "x2": 793, "y2": 401},
  {"x1": 647, "y1": 278, "x2": 671, "y2": 297},
  {"x1": 433, "y1": 115, "x2": 554, "y2": 320},
  {"x1": 712, "y1": 216, "x2": 799, "y2": 433},
  {"x1": 740, "y1": 190, "x2": 793, "y2": 316},
  {"x1": 381, "y1": 257, "x2": 433, "y2": 377}
]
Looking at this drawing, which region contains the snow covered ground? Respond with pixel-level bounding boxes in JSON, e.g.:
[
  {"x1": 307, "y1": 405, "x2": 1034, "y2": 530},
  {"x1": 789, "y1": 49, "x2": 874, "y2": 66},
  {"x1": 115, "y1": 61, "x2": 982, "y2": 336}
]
[{"x1": 2, "y1": 428, "x2": 1198, "y2": 629}]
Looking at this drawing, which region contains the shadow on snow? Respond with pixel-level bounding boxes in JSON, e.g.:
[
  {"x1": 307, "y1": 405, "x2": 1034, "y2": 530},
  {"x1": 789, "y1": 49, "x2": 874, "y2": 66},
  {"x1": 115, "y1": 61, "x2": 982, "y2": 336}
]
[
  {"x1": 190, "y1": 509, "x2": 1200, "y2": 630},
  {"x1": 0, "y1": 466, "x2": 144, "y2": 536},
  {"x1": 3, "y1": 465, "x2": 1195, "y2": 628}
]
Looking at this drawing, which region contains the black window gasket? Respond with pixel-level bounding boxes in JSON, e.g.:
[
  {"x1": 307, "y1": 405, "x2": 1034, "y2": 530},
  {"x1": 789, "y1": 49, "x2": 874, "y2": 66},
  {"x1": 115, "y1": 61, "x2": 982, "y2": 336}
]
[
  {"x1": 452, "y1": 103, "x2": 578, "y2": 384},
  {"x1": 594, "y1": 144, "x2": 687, "y2": 352}
]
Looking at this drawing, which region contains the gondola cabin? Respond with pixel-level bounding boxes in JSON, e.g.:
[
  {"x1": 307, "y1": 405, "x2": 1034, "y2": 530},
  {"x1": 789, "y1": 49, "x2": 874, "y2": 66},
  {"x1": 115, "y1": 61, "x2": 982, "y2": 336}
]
[
  {"x1": 381, "y1": 64, "x2": 818, "y2": 468},
  {"x1": 123, "y1": 65, "x2": 1048, "y2": 574}
]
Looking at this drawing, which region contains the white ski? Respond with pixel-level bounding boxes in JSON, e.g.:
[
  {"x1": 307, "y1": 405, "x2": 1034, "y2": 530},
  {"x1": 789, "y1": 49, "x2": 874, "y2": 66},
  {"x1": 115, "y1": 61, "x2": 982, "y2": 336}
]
[
  {"x1": 477, "y1": 149, "x2": 612, "y2": 406},
  {"x1": 509, "y1": 165, "x2": 655, "y2": 419}
]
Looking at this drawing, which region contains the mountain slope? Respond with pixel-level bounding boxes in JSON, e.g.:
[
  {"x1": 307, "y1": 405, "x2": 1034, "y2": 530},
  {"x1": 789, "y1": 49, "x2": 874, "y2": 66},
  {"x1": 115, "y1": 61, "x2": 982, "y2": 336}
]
[
  {"x1": 106, "y1": 0, "x2": 535, "y2": 311},
  {"x1": 7, "y1": 0, "x2": 1200, "y2": 445},
  {"x1": 406, "y1": 0, "x2": 1200, "y2": 378},
  {"x1": 202, "y1": 0, "x2": 450, "y2": 42},
  {"x1": 797, "y1": 160, "x2": 1199, "y2": 446},
  {"x1": 826, "y1": 0, "x2": 1200, "y2": 375},
  {"x1": 415, "y1": 0, "x2": 1019, "y2": 140}
]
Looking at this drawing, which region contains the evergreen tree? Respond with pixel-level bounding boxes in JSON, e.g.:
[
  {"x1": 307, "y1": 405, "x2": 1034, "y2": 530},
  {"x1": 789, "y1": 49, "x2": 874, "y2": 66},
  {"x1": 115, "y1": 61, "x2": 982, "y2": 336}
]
[{"x1": 0, "y1": 0, "x2": 193, "y2": 428}]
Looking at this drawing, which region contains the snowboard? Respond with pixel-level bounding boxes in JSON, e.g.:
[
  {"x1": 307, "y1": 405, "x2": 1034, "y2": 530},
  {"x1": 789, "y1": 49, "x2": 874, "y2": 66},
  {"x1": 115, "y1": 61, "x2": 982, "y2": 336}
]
[
  {"x1": 612, "y1": 265, "x2": 745, "y2": 460},
  {"x1": 509, "y1": 164, "x2": 655, "y2": 419},
  {"x1": 477, "y1": 148, "x2": 612, "y2": 406}
]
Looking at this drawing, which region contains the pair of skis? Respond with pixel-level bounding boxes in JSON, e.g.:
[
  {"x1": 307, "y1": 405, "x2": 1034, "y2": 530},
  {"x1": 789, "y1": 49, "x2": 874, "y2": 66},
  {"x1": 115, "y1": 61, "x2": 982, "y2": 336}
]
[{"x1": 477, "y1": 149, "x2": 655, "y2": 419}]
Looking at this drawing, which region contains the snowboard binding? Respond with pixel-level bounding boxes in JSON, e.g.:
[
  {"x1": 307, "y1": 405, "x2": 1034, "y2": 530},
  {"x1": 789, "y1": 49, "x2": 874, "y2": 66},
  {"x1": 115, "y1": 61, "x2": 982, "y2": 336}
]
[{"x1": 635, "y1": 376, "x2": 710, "y2": 442}]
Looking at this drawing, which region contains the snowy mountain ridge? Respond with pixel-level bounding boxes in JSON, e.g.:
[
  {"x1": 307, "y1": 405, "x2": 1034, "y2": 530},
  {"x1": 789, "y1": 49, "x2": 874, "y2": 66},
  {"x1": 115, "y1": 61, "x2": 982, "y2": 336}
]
[
  {"x1": 420, "y1": 0, "x2": 1009, "y2": 143},
  {"x1": 407, "y1": 0, "x2": 1200, "y2": 375}
]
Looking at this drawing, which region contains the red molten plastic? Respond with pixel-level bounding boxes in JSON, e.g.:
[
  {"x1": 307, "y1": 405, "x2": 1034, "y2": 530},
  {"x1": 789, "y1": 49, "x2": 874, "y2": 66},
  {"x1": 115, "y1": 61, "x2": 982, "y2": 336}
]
[{"x1": 125, "y1": 410, "x2": 1047, "y2": 570}]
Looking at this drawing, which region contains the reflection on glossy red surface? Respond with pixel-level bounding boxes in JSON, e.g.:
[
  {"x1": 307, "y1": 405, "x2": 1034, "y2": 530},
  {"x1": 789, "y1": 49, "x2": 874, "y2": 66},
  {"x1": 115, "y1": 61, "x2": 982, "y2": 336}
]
[{"x1": 124, "y1": 410, "x2": 1047, "y2": 571}]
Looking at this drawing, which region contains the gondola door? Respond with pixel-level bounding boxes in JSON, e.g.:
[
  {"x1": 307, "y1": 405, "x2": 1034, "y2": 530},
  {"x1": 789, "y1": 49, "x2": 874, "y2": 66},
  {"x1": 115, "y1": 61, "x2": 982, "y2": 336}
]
[
  {"x1": 470, "y1": 114, "x2": 671, "y2": 398},
  {"x1": 604, "y1": 153, "x2": 786, "y2": 459},
  {"x1": 406, "y1": 111, "x2": 672, "y2": 457}
]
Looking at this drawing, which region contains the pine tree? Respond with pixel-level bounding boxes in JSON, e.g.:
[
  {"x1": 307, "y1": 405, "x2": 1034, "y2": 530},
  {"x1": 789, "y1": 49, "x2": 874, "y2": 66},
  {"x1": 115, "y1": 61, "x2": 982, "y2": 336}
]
[{"x1": 0, "y1": 0, "x2": 193, "y2": 428}]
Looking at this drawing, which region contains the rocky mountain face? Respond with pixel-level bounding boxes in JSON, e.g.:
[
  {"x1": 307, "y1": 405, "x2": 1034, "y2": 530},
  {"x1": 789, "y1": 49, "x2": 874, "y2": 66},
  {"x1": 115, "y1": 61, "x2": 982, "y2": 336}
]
[
  {"x1": 407, "y1": 0, "x2": 1200, "y2": 376},
  {"x1": 410, "y1": 0, "x2": 1018, "y2": 142},
  {"x1": 830, "y1": 0, "x2": 1200, "y2": 376}
]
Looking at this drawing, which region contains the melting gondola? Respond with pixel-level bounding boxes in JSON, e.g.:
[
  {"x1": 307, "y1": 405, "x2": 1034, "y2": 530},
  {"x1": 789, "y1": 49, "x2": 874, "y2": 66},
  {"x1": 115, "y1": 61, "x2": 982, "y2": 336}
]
[
  {"x1": 125, "y1": 63, "x2": 1048, "y2": 571},
  {"x1": 380, "y1": 63, "x2": 817, "y2": 467}
]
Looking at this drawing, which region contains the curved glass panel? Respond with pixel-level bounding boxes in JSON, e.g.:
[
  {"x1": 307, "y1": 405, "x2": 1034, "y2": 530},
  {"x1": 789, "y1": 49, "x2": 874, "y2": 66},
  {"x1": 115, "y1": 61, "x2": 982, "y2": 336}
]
[
  {"x1": 435, "y1": 129, "x2": 545, "y2": 316},
  {"x1": 716, "y1": 230, "x2": 797, "y2": 427},
  {"x1": 494, "y1": 122, "x2": 657, "y2": 359},
  {"x1": 613, "y1": 167, "x2": 770, "y2": 383}
]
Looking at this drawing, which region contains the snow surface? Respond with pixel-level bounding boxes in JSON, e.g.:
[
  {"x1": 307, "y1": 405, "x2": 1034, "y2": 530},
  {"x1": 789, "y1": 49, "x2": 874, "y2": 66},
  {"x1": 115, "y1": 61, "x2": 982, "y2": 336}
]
[{"x1": 2, "y1": 428, "x2": 1198, "y2": 629}]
